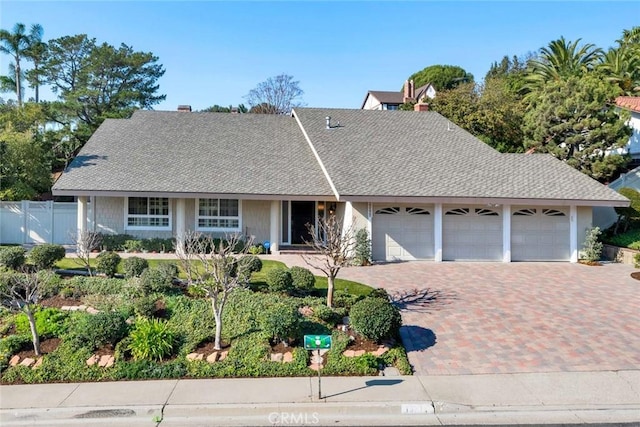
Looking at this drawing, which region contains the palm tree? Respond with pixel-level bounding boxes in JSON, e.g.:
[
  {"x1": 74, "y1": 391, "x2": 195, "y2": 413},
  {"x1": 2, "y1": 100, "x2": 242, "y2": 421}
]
[
  {"x1": 0, "y1": 63, "x2": 24, "y2": 96},
  {"x1": 0, "y1": 23, "x2": 31, "y2": 106},
  {"x1": 525, "y1": 37, "x2": 603, "y2": 90},
  {"x1": 24, "y1": 24, "x2": 45, "y2": 103},
  {"x1": 598, "y1": 47, "x2": 640, "y2": 95}
]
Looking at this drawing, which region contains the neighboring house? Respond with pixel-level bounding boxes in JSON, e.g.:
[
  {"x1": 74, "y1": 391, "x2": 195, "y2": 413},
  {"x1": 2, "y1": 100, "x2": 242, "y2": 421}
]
[
  {"x1": 53, "y1": 107, "x2": 627, "y2": 263},
  {"x1": 593, "y1": 97, "x2": 640, "y2": 229},
  {"x1": 615, "y1": 96, "x2": 640, "y2": 163},
  {"x1": 361, "y1": 80, "x2": 436, "y2": 110}
]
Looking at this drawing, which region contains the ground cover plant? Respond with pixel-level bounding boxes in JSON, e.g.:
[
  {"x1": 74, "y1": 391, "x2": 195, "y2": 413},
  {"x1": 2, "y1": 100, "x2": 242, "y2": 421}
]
[{"x1": 0, "y1": 252, "x2": 411, "y2": 384}]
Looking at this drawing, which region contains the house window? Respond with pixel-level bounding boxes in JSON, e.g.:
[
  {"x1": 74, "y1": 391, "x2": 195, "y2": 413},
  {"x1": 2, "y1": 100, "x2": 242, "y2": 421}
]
[
  {"x1": 126, "y1": 197, "x2": 171, "y2": 230},
  {"x1": 197, "y1": 198, "x2": 241, "y2": 230}
]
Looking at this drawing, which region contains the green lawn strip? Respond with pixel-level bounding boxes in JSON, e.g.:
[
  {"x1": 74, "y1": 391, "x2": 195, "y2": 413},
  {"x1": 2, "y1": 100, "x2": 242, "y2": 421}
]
[{"x1": 54, "y1": 258, "x2": 373, "y2": 296}]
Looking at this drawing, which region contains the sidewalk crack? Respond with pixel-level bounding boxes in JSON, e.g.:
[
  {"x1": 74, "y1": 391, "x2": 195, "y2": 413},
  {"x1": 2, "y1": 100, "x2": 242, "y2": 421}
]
[
  {"x1": 58, "y1": 383, "x2": 81, "y2": 407},
  {"x1": 156, "y1": 380, "x2": 179, "y2": 425}
]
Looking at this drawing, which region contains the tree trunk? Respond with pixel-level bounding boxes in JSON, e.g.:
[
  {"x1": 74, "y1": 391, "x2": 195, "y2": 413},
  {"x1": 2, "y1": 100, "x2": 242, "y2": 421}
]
[
  {"x1": 15, "y1": 58, "x2": 22, "y2": 108},
  {"x1": 212, "y1": 299, "x2": 223, "y2": 350},
  {"x1": 24, "y1": 305, "x2": 41, "y2": 356},
  {"x1": 327, "y1": 275, "x2": 335, "y2": 308}
]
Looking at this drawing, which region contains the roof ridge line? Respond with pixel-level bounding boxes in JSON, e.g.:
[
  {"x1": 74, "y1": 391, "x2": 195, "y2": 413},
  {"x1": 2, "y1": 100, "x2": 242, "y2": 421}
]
[{"x1": 292, "y1": 109, "x2": 341, "y2": 200}]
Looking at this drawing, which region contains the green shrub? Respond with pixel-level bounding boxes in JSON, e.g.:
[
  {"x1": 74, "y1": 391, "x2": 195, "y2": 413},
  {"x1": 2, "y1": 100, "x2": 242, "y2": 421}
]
[
  {"x1": 141, "y1": 238, "x2": 173, "y2": 252},
  {"x1": 635, "y1": 253, "x2": 640, "y2": 268},
  {"x1": 15, "y1": 307, "x2": 68, "y2": 339},
  {"x1": 37, "y1": 269, "x2": 64, "y2": 298},
  {"x1": 629, "y1": 241, "x2": 640, "y2": 250},
  {"x1": 248, "y1": 244, "x2": 265, "y2": 255},
  {"x1": 0, "y1": 334, "x2": 31, "y2": 371},
  {"x1": 156, "y1": 262, "x2": 179, "y2": 278},
  {"x1": 140, "y1": 266, "x2": 174, "y2": 294},
  {"x1": 290, "y1": 266, "x2": 315, "y2": 292},
  {"x1": 96, "y1": 251, "x2": 121, "y2": 277},
  {"x1": 581, "y1": 227, "x2": 603, "y2": 262},
  {"x1": 100, "y1": 234, "x2": 134, "y2": 251},
  {"x1": 354, "y1": 228, "x2": 372, "y2": 266},
  {"x1": 333, "y1": 289, "x2": 363, "y2": 310},
  {"x1": 349, "y1": 297, "x2": 401, "y2": 342},
  {"x1": 266, "y1": 268, "x2": 293, "y2": 294},
  {"x1": 133, "y1": 295, "x2": 157, "y2": 318},
  {"x1": 65, "y1": 311, "x2": 128, "y2": 350},
  {"x1": 0, "y1": 246, "x2": 26, "y2": 270},
  {"x1": 260, "y1": 303, "x2": 301, "y2": 343},
  {"x1": 28, "y1": 244, "x2": 66, "y2": 270},
  {"x1": 238, "y1": 255, "x2": 262, "y2": 279},
  {"x1": 122, "y1": 257, "x2": 149, "y2": 278},
  {"x1": 312, "y1": 304, "x2": 340, "y2": 326},
  {"x1": 124, "y1": 240, "x2": 144, "y2": 252},
  {"x1": 128, "y1": 317, "x2": 175, "y2": 361},
  {"x1": 66, "y1": 276, "x2": 124, "y2": 297}
]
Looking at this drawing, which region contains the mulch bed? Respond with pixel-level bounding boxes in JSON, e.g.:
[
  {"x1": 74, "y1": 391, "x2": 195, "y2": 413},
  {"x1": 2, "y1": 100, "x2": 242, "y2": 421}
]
[
  {"x1": 631, "y1": 272, "x2": 640, "y2": 281},
  {"x1": 14, "y1": 337, "x2": 61, "y2": 359},
  {"x1": 194, "y1": 340, "x2": 230, "y2": 354},
  {"x1": 345, "y1": 334, "x2": 380, "y2": 353},
  {"x1": 40, "y1": 296, "x2": 83, "y2": 309}
]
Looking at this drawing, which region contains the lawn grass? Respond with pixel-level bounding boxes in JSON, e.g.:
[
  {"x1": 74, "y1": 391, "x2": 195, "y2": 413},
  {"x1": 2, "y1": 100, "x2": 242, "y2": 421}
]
[{"x1": 54, "y1": 257, "x2": 372, "y2": 295}]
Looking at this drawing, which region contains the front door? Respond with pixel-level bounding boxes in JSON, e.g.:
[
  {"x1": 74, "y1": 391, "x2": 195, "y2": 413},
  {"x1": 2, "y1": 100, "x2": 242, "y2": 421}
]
[{"x1": 290, "y1": 201, "x2": 315, "y2": 244}]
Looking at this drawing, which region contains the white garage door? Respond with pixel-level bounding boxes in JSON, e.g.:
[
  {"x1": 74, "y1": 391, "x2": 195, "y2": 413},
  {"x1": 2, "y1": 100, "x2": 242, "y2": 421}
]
[
  {"x1": 443, "y1": 207, "x2": 502, "y2": 261},
  {"x1": 372, "y1": 206, "x2": 434, "y2": 261},
  {"x1": 511, "y1": 208, "x2": 570, "y2": 261}
]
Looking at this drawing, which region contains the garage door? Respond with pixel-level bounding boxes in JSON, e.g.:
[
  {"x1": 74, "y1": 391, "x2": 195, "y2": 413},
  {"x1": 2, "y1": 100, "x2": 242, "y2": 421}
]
[
  {"x1": 443, "y1": 207, "x2": 502, "y2": 261},
  {"x1": 511, "y1": 208, "x2": 570, "y2": 261},
  {"x1": 372, "y1": 206, "x2": 434, "y2": 261}
]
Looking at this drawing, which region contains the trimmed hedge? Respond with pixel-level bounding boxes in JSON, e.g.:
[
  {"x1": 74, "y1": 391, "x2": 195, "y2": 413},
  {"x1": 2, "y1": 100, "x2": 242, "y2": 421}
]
[
  {"x1": 122, "y1": 257, "x2": 148, "y2": 278},
  {"x1": 0, "y1": 247, "x2": 26, "y2": 270},
  {"x1": 290, "y1": 266, "x2": 315, "y2": 292},
  {"x1": 96, "y1": 251, "x2": 121, "y2": 277},
  {"x1": 266, "y1": 268, "x2": 293, "y2": 294},
  {"x1": 28, "y1": 244, "x2": 66, "y2": 270},
  {"x1": 349, "y1": 297, "x2": 401, "y2": 342}
]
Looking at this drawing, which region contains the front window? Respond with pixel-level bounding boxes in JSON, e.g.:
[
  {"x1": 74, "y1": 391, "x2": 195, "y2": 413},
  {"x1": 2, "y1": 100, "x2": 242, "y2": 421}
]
[
  {"x1": 197, "y1": 198, "x2": 241, "y2": 230},
  {"x1": 126, "y1": 197, "x2": 171, "y2": 229}
]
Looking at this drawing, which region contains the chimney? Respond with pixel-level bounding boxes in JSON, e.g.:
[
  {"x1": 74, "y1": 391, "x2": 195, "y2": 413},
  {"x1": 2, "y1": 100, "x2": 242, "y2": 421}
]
[
  {"x1": 409, "y1": 79, "x2": 415, "y2": 99},
  {"x1": 177, "y1": 105, "x2": 192, "y2": 112},
  {"x1": 414, "y1": 102, "x2": 429, "y2": 112},
  {"x1": 403, "y1": 80, "x2": 416, "y2": 104},
  {"x1": 231, "y1": 107, "x2": 238, "y2": 114}
]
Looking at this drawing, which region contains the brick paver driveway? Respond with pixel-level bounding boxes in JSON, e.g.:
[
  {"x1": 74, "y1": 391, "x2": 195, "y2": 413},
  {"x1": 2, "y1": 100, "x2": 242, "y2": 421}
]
[{"x1": 275, "y1": 256, "x2": 640, "y2": 375}]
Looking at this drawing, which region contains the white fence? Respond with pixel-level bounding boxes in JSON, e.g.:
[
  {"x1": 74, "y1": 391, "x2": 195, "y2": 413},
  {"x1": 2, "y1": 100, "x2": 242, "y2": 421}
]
[{"x1": 0, "y1": 201, "x2": 78, "y2": 245}]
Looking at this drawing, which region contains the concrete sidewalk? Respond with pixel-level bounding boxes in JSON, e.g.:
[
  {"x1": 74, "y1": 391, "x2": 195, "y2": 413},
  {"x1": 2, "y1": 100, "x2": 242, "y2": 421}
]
[{"x1": 1, "y1": 370, "x2": 639, "y2": 426}]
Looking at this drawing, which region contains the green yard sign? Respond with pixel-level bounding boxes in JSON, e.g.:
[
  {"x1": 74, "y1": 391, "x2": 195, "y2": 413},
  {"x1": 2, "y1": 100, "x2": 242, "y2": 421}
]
[{"x1": 304, "y1": 335, "x2": 332, "y2": 350}]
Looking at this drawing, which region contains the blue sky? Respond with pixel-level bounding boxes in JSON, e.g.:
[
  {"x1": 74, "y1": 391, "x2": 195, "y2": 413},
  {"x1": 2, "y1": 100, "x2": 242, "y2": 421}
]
[{"x1": 1, "y1": 1, "x2": 638, "y2": 111}]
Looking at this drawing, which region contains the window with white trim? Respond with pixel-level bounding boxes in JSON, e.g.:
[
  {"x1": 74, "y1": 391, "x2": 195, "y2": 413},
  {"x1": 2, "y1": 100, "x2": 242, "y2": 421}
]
[
  {"x1": 126, "y1": 197, "x2": 171, "y2": 230},
  {"x1": 197, "y1": 198, "x2": 241, "y2": 230}
]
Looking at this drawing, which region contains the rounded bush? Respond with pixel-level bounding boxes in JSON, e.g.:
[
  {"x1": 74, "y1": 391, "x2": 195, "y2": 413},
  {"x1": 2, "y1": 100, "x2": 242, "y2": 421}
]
[
  {"x1": 28, "y1": 244, "x2": 66, "y2": 270},
  {"x1": 260, "y1": 303, "x2": 301, "y2": 343},
  {"x1": 238, "y1": 255, "x2": 262, "y2": 278},
  {"x1": 349, "y1": 297, "x2": 401, "y2": 342},
  {"x1": 128, "y1": 317, "x2": 175, "y2": 361},
  {"x1": 65, "y1": 311, "x2": 128, "y2": 350},
  {"x1": 0, "y1": 246, "x2": 26, "y2": 270},
  {"x1": 266, "y1": 268, "x2": 293, "y2": 294},
  {"x1": 140, "y1": 266, "x2": 174, "y2": 294},
  {"x1": 133, "y1": 295, "x2": 157, "y2": 318},
  {"x1": 96, "y1": 251, "x2": 121, "y2": 277},
  {"x1": 122, "y1": 257, "x2": 149, "y2": 278},
  {"x1": 289, "y1": 266, "x2": 315, "y2": 291}
]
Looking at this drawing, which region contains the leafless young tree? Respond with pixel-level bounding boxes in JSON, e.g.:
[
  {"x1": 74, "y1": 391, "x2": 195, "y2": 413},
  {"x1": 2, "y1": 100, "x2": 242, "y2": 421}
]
[
  {"x1": 176, "y1": 231, "x2": 252, "y2": 350},
  {"x1": 244, "y1": 74, "x2": 304, "y2": 114},
  {"x1": 302, "y1": 214, "x2": 356, "y2": 308},
  {"x1": 71, "y1": 230, "x2": 102, "y2": 276},
  {"x1": 0, "y1": 271, "x2": 43, "y2": 355}
]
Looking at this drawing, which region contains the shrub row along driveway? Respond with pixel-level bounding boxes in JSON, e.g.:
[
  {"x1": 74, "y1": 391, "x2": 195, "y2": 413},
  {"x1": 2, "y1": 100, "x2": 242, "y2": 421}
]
[{"x1": 276, "y1": 256, "x2": 640, "y2": 376}]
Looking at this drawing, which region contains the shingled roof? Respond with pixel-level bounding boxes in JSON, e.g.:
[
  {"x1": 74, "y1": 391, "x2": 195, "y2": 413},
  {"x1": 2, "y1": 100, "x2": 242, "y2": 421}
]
[
  {"x1": 53, "y1": 111, "x2": 334, "y2": 198},
  {"x1": 53, "y1": 107, "x2": 627, "y2": 206},
  {"x1": 292, "y1": 108, "x2": 626, "y2": 205}
]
